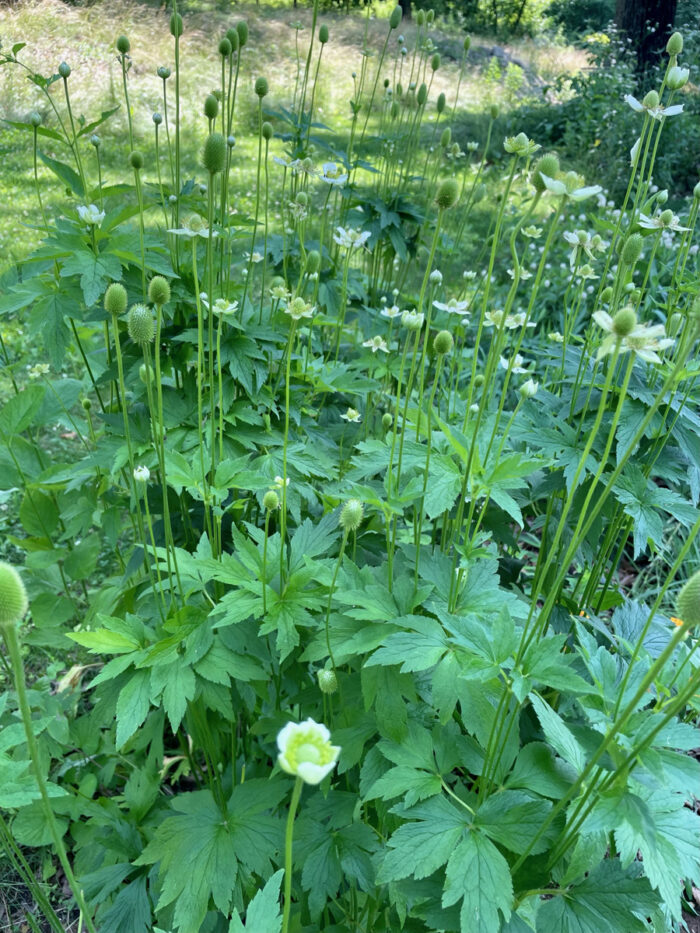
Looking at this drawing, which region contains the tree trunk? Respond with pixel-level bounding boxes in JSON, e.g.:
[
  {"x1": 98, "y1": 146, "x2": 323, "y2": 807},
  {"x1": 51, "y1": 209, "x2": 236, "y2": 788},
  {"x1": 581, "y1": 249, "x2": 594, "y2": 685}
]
[
  {"x1": 398, "y1": 0, "x2": 411, "y2": 21},
  {"x1": 615, "y1": 0, "x2": 678, "y2": 76}
]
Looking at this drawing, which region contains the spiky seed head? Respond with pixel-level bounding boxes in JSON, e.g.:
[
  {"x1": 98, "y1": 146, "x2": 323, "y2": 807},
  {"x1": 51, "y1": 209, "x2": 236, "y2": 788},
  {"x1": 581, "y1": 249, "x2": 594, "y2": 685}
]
[
  {"x1": 435, "y1": 178, "x2": 459, "y2": 210},
  {"x1": 305, "y1": 250, "x2": 321, "y2": 274},
  {"x1": 129, "y1": 150, "x2": 144, "y2": 170},
  {"x1": 612, "y1": 305, "x2": 637, "y2": 337},
  {"x1": 128, "y1": 304, "x2": 155, "y2": 344},
  {"x1": 464, "y1": 35, "x2": 471, "y2": 51},
  {"x1": 236, "y1": 21, "x2": 248, "y2": 46},
  {"x1": 416, "y1": 9, "x2": 425, "y2": 25},
  {"x1": 600, "y1": 286, "x2": 613, "y2": 303},
  {"x1": 390, "y1": 100, "x2": 399, "y2": 119},
  {"x1": 642, "y1": 89, "x2": 660, "y2": 109},
  {"x1": 219, "y1": 37, "x2": 232, "y2": 57},
  {"x1": 666, "y1": 31, "x2": 683, "y2": 56},
  {"x1": 676, "y1": 569, "x2": 700, "y2": 627},
  {"x1": 263, "y1": 490, "x2": 279, "y2": 511},
  {"x1": 116, "y1": 35, "x2": 130, "y2": 54},
  {"x1": 426, "y1": 9, "x2": 435, "y2": 23},
  {"x1": 58, "y1": 61, "x2": 71, "y2": 78},
  {"x1": 530, "y1": 152, "x2": 559, "y2": 191},
  {"x1": 382, "y1": 412, "x2": 393, "y2": 431},
  {"x1": 417, "y1": 83, "x2": 428, "y2": 105},
  {"x1": 339, "y1": 499, "x2": 364, "y2": 532},
  {"x1": 433, "y1": 330, "x2": 453, "y2": 355},
  {"x1": 255, "y1": 76, "x2": 269, "y2": 98},
  {"x1": 148, "y1": 276, "x2": 170, "y2": 306},
  {"x1": 437, "y1": 92, "x2": 446, "y2": 114},
  {"x1": 621, "y1": 233, "x2": 643, "y2": 265},
  {"x1": 0, "y1": 562, "x2": 28, "y2": 630},
  {"x1": 202, "y1": 132, "x2": 226, "y2": 174},
  {"x1": 29, "y1": 111, "x2": 42, "y2": 127},
  {"x1": 431, "y1": 53, "x2": 441, "y2": 71},
  {"x1": 319, "y1": 24, "x2": 329, "y2": 43},
  {"x1": 226, "y1": 28, "x2": 239, "y2": 50},
  {"x1": 318, "y1": 669, "x2": 338, "y2": 694},
  {"x1": 295, "y1": 191, "x2": 309, "y2": 207},
  {"x1": 474, "y1": 374, "x2": 485, "y2": 388},
  {"x1": 490, "y1": 103, "x2": 499, "y2": 119},
  {"x1": 389, "y1": 6, "x2": 402, "y2": 28},
  {"x1": 204, "y1": 94, "x2": 219, "y2": 120},
  {"x1": 440, "y1": 126, "x2": 451, "y2": 148},
  {"x1": 104, "y1": 283, "x2": 127, "y2": 316},
  {"x1": 170, "y1": 13, "x2": 183, "y2": 37}
]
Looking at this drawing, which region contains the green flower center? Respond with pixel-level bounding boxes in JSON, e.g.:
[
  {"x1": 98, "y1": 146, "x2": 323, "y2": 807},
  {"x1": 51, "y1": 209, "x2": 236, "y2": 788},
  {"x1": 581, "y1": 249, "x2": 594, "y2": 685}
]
[{"x1": 286, "y1": 731, "x2": 333, "y2": 768}]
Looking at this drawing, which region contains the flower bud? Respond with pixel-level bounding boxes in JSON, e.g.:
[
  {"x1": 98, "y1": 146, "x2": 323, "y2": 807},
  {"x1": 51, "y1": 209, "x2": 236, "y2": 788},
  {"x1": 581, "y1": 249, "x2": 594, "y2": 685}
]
[
  {"x1": 437, "y1": 92, "x2": 446, "y2": 114},
  {"x1": 319, "y1": 24, "x2": 329, "y2": 43},
  {"x1": 139, "y1": 363, "x2": 153, "y2": 384},
  {"x1": 694, "y1": 180, "x2": 700, "y2": 201},
  {"x1": 440, "y1": 126, "x2": 451, "y2": 148},
  {"x1": 317, "y1": 669, "x2": 338, "y2": 694},
  {"x1": 339, "y1": 499, "x2": 364, "y2": 532},
  {"x1": 202, "y1": 132, "x2": 226, "y2": 174},
  {"x1": 129, "y1": 150, "x2": 144, "y2": 170},
  {"x1": 255, "y1": 76, "x2": 269, "y2": 98},
  {"x1": 128, "y1": 304, "x2": 155, "y2": 344},
  {"x1": 170, "y1": 13, "x2": 183, "y2": 37},
  {"x1": 600, "y1": 286, "x2": 613, "y2": 303},
  {"x1": 28, "y1": 110, "x2": 42, "y2": 127},
  {"x1": 0, "y1": 562, "x2": 28, "y2": 630},
  {"x1": 382, "y1": 412, "x2": 393, "y2": 431},
  {"x1": 116, "y1": 35, "x2": 130, "y2": 55},
  {"x1": 81, "y1": 397, "x2": 92, "y2": 411},
  {"x1": 676, "y1": 569, "x2": 700, "y2": 627},
  {"x1": 219, "y1": 37, "x2": 232, "y2": 57},
  {"x1": 620, "y1": 233, "x2": 643, "y2": 265},
  {"x1": 435, "y1": 178, "x2": 459, "y2": 210},
  {"x1": 104, "y1": 282, "x2": 127, "y2": 315},
  {"x1": 305, "y1": 250, "x2": 321, "y2": 274},
  {"x1": 666, "y1": 66, "x2": 689, "y2": 90},
  {"x1": 204, "y1": 94, "x2": 219, "y2": 120},
  {"x1": 416, "y1": 9, "x2": 425, "y2": 25},
  {"x1": 490, "y1": 103, "x2": 499, "y2": 119},
  {"x1": 530, "y1": 152, "x2": 559, "y2": 191},
  {"x1": 656, "y1": 189, "x2": 668, "y2": 205},
  {"x1": 148, "y1": 276, "x2": 170, "y2": 305},
  {"x1": 520, "y1": 378, "x2": 538, "y2": 398},
  {"x1": 263, "y1": 490, "x2": 280, "y2": 510},
  {"x1": 612, "y1": 305, "x2": 637, "y2": 337},
  {"x1": 416, "y1": 83, "x2": 428, "y2": 106},
  {"x1": 666, "y1": 32, "x2": 683, "y2": 56},
  {"x1": 431, "y1": 53, "x2": 441, "y2": 71},
  {"x1": 464, "y1": 36, "x2": 471, "y2": 51},
  {"x1": 226, "y1": 28, "x2": 239, "y2": 51},
  {"x1": 474, "y1": 374, "x2": 485, "y2": 388},
  {"x1": 390, "y1": 6, "x2": 402, "y2": 28},
  {"x1": 433, "y1": 330, "x2": 453, "y2": 355},
  {"x1": 642, "y1": 89, "x2": 660, "y2": 109},
  {"x1": 426, "y1": 9, "x2": 434, "y2": 23},
  {"x1": 390, "y1": 101, "x2": 399, "y2": 119},
  {"x1": 262, "y1": 121, "x2": 273, "y2": 141},
  {"x1": 58, "y1": 61, "x2": 71, "y2": 78},
  {"x1": 236, "y1": 21, "x2": 248, "y2": 46},
  {"x1": 157, "y1": 65, "x2": 171, "y2": 79},
  {"x1": 153, "y1": 112, "x2": 163, "y2": 125}
]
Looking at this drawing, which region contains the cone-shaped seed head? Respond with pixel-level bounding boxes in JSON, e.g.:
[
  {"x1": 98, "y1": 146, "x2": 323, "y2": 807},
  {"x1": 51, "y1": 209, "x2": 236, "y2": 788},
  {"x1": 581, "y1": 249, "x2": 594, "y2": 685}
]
[
  {"x1": 612, "y1": 305, "x2": 637, "y2": 337},
  {"x1": 390, "y1": 6, "x2": 402, "y2": 28},
  {"x1": 226, "y1": 28, "x2": 239, "y2": 51},
  {"x1": 129, "y1": 150, "x2": 144, "y2": 170},
  {"x1": 435, "y1": 178, "x2": 459, "y2": 210},
  {"x1": 306, "y1": 250, "x2": 321, "y2": 274},
  {"x1": 202, "y1": 132, "x2": 226, "y2": 174},
  {"x1": 236, "y1": 21, "x2": 248, "y2": 46},
  {"x1": 319, "y1": 24, "x2": 329, "y2": 43},
  {"x1": 148, "y1": 276, "x2": 170, "y2": 306},
  {"x1": 677, "y1": 571, "x2": 700, "y2": 627},
  {"x1": 204, "y1": 94, "x2": 219, "y2": 120},
  {"x1": 318, "y1": 669, "x2": 338, "y2": 694},
  {"x1": 437, "y1": 92, "x2": 446, "y2": 114},
  {"x1": 262, "y1": 121, "x2": 273, "y2": 140},
  {"x1": 263, "y1": 490, "x2": 280, "y2": 511},
  {"x1": 128, "y1": 304, "x2": 155, "y2": 344},
  {"x1": 417, "y1": 83, "x2": 428, "y2": 105},
  {"x1": 219, "y1": 37, "x2": 232, "y2": 57},
  {"x1": 531, "y1": 152, "x2": 559, "y2": 191},
  {"x1": 104, "y1": 283, "x2": 127, "y2": 315},
  {"x1": 58, "y1": 61, "x2": 71, "y2": 78},
  {"x1": 255, "y1": 76, "x2": 269, "y2": 98},
  {"x1": 170, "y1": 13, "x2": 183, "y2": 37},
  {"x1": 339, "y1": 499, "x2": 364, "y2": 532},
  {"x1": 0, "y1": 562, "x2": 28, "y2": 629},
  {"x1": 621, "y1": 233, "x2": 643, "y2": 265},
  {"x1": 434, "y1": 330, "x2": 453, "y2": 355},
  {"x1": 116, "y1": 35, "x2": 130, "y2": 54}
]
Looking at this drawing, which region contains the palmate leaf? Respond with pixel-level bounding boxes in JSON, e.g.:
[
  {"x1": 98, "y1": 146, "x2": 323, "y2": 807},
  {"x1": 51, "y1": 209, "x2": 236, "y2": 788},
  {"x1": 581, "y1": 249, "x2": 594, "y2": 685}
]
[
  {"x1": 135, "y1": 781, "x2": 284, "y2": 933},
  {"x1": 228, "y1": 870, "x2": 284, "y2": 933},
  {"x1": 443, "y1": 831, "x2": 513, "y2": 933}
]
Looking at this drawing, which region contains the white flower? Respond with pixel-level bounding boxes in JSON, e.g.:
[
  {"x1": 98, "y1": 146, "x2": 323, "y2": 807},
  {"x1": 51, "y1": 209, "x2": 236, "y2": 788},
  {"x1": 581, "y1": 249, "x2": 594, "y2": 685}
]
[
  {"x1": 593, "y1": 310, "x2": 674, "y2": 363},
  {"x1": 77, "y1": 204, "x2": 105, "y2": 226},
  {"x1": 245, "y1": 251, "x2": 264, "y2": 263},
  {"x1": 285, "y1": 296, "x2": 314, "y2": 320},
  {"x1": 333, "y1": 226, "x2": 371, "y2": 250},
  {"x1": 548, "y1": 331, "x2": 564, "y2": 343},
  {"x1": 200, "y1": 294, "x2": 239, "y2": 317},
  {"x1": 499, "y1": 354, "x2": 530, "y2": 374},
  {"x1": 270, "y1": 283, "x2": 291, "y2": 300},
  {"x1": 624, "y1": 94, "x2": 683, "y2": 121},
  {"x1": 27, "y1": 363, "x2": 50, "y2": 379},
  {"x1": 362, "y1": 336, "x2": 389, "y2": 353},
  {"x1": 341, "y1": 407, "x2": 361, "y2": 422},
  {"x1": 539, "y1": 173, "x2": 602, "y2": 202},
  {"x1": 520, "y1": 378, "x2": 539, "y2": 398},
  {"x1": 381, "y1": 304, "x2": 402, "y2": 319},
  {"x1": 637, "y1": 212, "x2": 689, "y2": 232},
  {"x1": 274, "y1": 475, "x2": 290, "y2": 489},
  {"x1": 462, "y1": 270, "x2": 477, "y2": 280},
  {"x1": 133, "y1": 465, "x2": 150, "y2": 483},
  {"x1": 168, "y1": 220, "x2": 214, "y2": 239},
  {"x1": 433, "y1": 298, "x2": 469, "y2": 316},
  {"x1": 321, "y1": 162, "x2": 348, "y2": 185},
  {"x1": 507, "y1": 267, "x2": 532, "y2": 280},
  {"x1": 277, "y1": 718, "x2": 340, "y2": 785},
  {"x1": 522, "y1": 225, "x2": 542, "y2": 239}
]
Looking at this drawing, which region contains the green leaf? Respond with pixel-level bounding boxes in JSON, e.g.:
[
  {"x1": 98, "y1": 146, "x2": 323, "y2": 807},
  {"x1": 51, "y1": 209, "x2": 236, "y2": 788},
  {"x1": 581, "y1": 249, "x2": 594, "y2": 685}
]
[
  {"x1": 68, "y1": 629, "x2": 140, "y2": 654},
  {"x1": 377, "y1": 796, "x2": 467, "y2": 883},
  {"x1": 442, "y1": 831, "x2": 513, "y2": 933},
  {"x1": 38, "y1": 150, "x2": 85, "y2": 197},
  {"x1": 475, "y1": 791, "x2": 554, "y2": 855},
  {"x1": 0, "y1": 385, "x2": 45, "y2": 436},
  {"x1": 530, "y1": 694, "x2": 586, "y2": 773},
  {"x1": 116, "y1": 669, "x2": 151, "y2": 748},
  {"x1": 61, "y1": 250, "x2": 122, "y2": 306},
  {"x1": 366, "y1": 616, "x2": 448, "y2": 672},
  {"x1": 229, "y1": 870, "x2": 284, "y2": 932},
  {"x1": 150, "y1": 661, "x2": 196, "y2": 733},
  {"x1": 505, "y1": 743, "x2": 574, "y2": 798}
]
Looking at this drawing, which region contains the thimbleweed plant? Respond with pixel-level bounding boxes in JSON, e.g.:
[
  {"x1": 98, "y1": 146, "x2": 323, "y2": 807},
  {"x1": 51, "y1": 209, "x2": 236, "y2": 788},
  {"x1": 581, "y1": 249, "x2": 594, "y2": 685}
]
[{"x1": 0, "y1": 10, "x2": 700, "y2": 933}]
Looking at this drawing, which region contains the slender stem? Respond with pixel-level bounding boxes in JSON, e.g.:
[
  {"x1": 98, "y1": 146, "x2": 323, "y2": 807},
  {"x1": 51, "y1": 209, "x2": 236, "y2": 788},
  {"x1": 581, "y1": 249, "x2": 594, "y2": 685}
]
[{"x1": 282, "y1": 777, "x2": 304, "y2": 933}]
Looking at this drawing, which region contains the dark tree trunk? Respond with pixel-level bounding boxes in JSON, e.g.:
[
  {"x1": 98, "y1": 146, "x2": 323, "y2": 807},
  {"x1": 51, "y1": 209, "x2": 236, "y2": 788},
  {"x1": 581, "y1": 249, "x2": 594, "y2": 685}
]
[
  {"x1": 398, "y1": 0, "x2": 411, "y2": 21},
  {"x1": 615, "y1": 0, "x2": 678, "y2": 76}
]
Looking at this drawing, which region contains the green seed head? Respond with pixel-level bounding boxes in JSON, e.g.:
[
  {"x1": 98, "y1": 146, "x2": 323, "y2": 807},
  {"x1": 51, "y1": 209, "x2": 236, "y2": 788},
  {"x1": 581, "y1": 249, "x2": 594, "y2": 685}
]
[
  {"x1": 339, "y1": 499, "x2": 364, "y2": 532},
  {"x1": 490, "y1": 103, "x2": 499, "y2": 120},
  {"x1": 659, "y1": 208, "x2": 674, "y2": 227},
  {"x1": 204, "y1": 94, "x2": 219, "y2": 120},
  {"x1": 116, "y1": 35, "x2": 130, "y2": 55},
  {"x1": 600, "y1": 286, "x2": 613, "y2": 303},
  {"x1": 437, "y1": 92, "x2": 446, "y2": 114},
  {"x1": 431, "y1": 53, "x2": 441, "y2": 71},
  {"x1": 157, "y1": 65, "x2": 171, "y2": 79},
  {"x1": 0, "y1": 562, "x2": 28, "y2": 630},
  {"x1": 139, "y1": 363, "x2": 153, "y2": 384},
  {"x1": 676, "y1": 569, "x2": 700, "y2": 627},
  {"x1": 433, "y1": 330, "x2": 453, "y2": 355},
  {"x1": 305, "y1": 250, "x2": 321, "y2": 274},
  {"x1": 531, "y1": 152, "x2": 559, "y2": 191},
  {"x1": 427, "y1": 9, "x2": 435, "y2": 23},
  {"x1": 262, "y1": 121, "x2": 273, "y2": 140},
  {"x1": 440, "y1": 126, "x2": 451, "y2": 148},
  {"x1": 263, "y1": 490, "x2": 280, "y2": 511},
  {"x1": 666, "y1": 31, "x2": 683, "y2": 56},
  {"x1": 612, "y1": 305, "x2": 638, "y2": 337},
  {"x1": 104, "y1": 283, "x2": 127, "y2": 316},
  {"x1": 474, "y1": 374, "x2": 485, "y2": 388},
  {"x1": 390, "y1": 100, "x2": 399, "y2": 119},
  {"x1": 382, "y1": 412, "x2": 393, "y2": 431},
  {"x1": 219, "y1": 37, "x2": 232, "y2": 57},
  {"x1": 621, "y1": 233, "x2": 643, "y2": 265},
  {"x1": 464, "y1": 35, "x2": 471, "y2": 51},
  {"x1": 202, "y1": 132, "x2": 226, "y2": 174},
  {"x1": 295, "y1": 191, "x2": 309, "y2": 207},
  {"x1": 416, "y1": 9, "x2": 425, "y2": 25},
  {"x1": 390, "y1": 6, "x2": 402, "y2": 28},
  {"x1": 152, "y1": 111, "x2": 163, "y2": 125},
  {"x1": 319, "y1": 24, "x2": 329, "y2": 43},
  {"x1": 255, "y1": 76, "x2": 269, "y2": 98},
  {"x1": 227, "y1": 28, "x2": 239, "y2": 51},
  {"x1": 435, "y1": 178, "x2": 459, "y2": 210},
  {"x1": 236, "y1": 21, "x2": 249, "y2": 46},
  {"x1": 128, "y1": 304, "x2": 155, "y2": 344},
  {"x1": 642, "y1": 89, "x2": 660, "y2": 110},
  {"x1": 148, "y1": 276, "x2": 170, "y2": 306},
  {"x1": 417, "y1": 83, "x2": 428, "y2": 105},
  {"x1": 29, "y1": 110, "x2": 42, "y2": 127},
  {"x1": 317, "y1": 668, "x2": 338, "y2": 694},
  {"x1": 170, "y1": 13, "x2": 183, "y2": 37},
  {"x1": 129, "y1": 150, "x2": 144, "y2": 170},
  {"x1": 58, "y1": 61, "x2": 71, "y2": 78},
  {"x1": 81, "y1": 397, "x2": 92, "y2": 411}
]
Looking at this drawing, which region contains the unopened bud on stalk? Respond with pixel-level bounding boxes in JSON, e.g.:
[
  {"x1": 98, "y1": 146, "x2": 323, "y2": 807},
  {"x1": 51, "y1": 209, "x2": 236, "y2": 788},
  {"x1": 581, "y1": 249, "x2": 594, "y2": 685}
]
[
  {"x1": 262, "y1": 121, "x2": 273, "y2": 140},
  {"x1": 464, "y1": 36, "x2": 471, "y2": 51},
  {"x1": 417, "y1": 83, "x2": 428, "y2": 106},
  {"x1": 530, "y1": 152, "x2": 559, "y2": 191},
  {"x1": 202, "y1": 132, "x2": 226, "y2": 174},
  {"x1": 227, "y1": 134, "x2": 236, "y2": 148},
  {"x1": 152, "y1": 112, "x2": 163, "y2": 125},
  {"x1": 148, "y1": 276, "x2": 170, "y2": 306},
  {"x1": 129, "y1": 150, "x2": 144, "y2": 170},
  {"x1": 236, "y1": 21, "x2": 249, "y2": 46},
  {"x1": 416, "y1": 9, "x2": 425, "y2": 25},
  {"x1": 390, "y1": 100, "x2": 399, "y2": 119},
  {"x1": 255, "y1": 76, "x2": 269, "y2": 98},
  {"x1": 319, "y1": 24, "x2": 329, "y2": 43},
  {"x1": 226, "y1": 28, "x2": 239, "y2": 51},
  {"x1": 666, "y1": 66, "x2": 689, "y2": 90},
  {"x1": 219, "y1": 37, "x2": 232, "y2": 57},
  {"x1": 139, "y1": 363, "x2": 153, "y2": 384},
  {"x1": 382, "y1": 412, "x2": 393, "y2": 431},
  {"x1": 58, "y1": 61, "x2": 71, "y2": 78},
  {"x1": 28, "y1": 111, "x2": 42, "y2": 127},
  {"x1": 157, "y1": 66, "x2": 171, "y2": 79},
  {"x1": 204, "y1": 94, "x2": 219, "y2": 120},
  {"x1": 437, "y1": 92, "x2": 446, "y2": 114},
  {"x1": 104, "y1": 283, "x2": 127, "y2": 316},
  {"x1": 0, "y1": 562, "x2": 28, "y2": 631},
  {"x1": 390, "y1": 6, "x2": 402, "y2": 28},
  {"x1": 317, "y1": 669, "x2": 338, "y2": 694},
  {"x1": 666, "y1": 32, "x2": 683, "y2": 56},
  {"x1": 170, "y1": 12, "x2": 183, "y2": 37},
  {"x1": 263, "y1": 490, "x2": 280, "y2": 510},
  {"x1": 339, "y1": 499, "x2": 364, "y2": 532},
  {"x1": 474, "y1": 374, "x2": 485, "y2": 388},
  {"x1": 620, "y1": 233, "x2": 643, "y2": 265},
  {"x1": 612, "y1": 305, "x2": 637, "y2": 337},
  {"x1": 81, "y1": 397, "x2": 92, "y2": 411},
  {"x1": 431, "y1": 53, "x2": 441, "y2": 71},
  {"x1": 306, "y1": 250, "x2": 321, "y2": 274},
  {"x1": 676, "y1": 569, "x2": 700, "y2": 627},
  {"x1": 435, "y1": 178, "x2": 459, "y2": 210},
  {"x1": 116, "y1": 35, "x2": 130, "y2": 55},
  {"x1": 490, "y1": 103, "x2": 499, "y2": 119},
  {"x1": 433, "y1": 330, "x2": 453, "y2": 355},
  {"x1": 520, "y1": 378, "x2": 538, "y2": 398},
  {"x1": 440, "y1": 127, "x2": 451, "y2": 147},
  {"x1": 128, "y1": 304, "x2": 155, "y2": 344}
]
